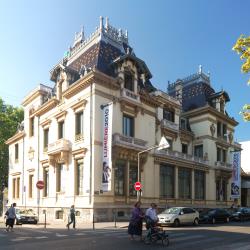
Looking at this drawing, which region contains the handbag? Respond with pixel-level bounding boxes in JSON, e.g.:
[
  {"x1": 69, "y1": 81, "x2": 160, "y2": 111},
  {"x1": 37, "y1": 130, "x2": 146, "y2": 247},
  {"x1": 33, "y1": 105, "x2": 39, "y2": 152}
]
[{"x1": 5, "y1": 210, "x2": 9, "y2": 216}]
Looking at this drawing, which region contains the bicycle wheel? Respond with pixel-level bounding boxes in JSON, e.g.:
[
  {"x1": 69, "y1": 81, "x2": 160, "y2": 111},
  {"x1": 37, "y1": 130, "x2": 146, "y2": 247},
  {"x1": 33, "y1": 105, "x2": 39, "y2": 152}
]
[{"x1": 162, "y1": 237, "x2": 169, "y2": 246}]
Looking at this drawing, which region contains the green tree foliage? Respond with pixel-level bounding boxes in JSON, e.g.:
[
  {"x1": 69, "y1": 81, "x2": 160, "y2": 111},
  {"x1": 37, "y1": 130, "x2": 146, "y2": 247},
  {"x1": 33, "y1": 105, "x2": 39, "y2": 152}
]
[
  {"x1": 0, "y1": 98, "x2": 24, "y2": 191},
  {"x1": 233, "y1": 35, "x2": 250, "y2": 121}
]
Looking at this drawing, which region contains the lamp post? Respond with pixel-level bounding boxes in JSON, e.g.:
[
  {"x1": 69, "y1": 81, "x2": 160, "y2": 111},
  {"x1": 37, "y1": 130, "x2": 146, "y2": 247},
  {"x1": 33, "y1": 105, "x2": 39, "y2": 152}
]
[{"x1": 137, "y1": 137, "x2": 170, "y2": 201}]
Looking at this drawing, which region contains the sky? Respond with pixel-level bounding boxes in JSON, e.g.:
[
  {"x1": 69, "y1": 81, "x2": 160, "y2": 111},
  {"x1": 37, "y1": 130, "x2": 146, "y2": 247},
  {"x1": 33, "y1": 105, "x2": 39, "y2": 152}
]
[{"x1": 0, "y1": 0, "x2": 249, "y2": 142}]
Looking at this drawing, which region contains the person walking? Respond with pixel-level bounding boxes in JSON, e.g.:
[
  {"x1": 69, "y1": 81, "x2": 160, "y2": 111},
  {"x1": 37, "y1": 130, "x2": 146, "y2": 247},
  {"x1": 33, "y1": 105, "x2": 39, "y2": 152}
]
[
  {"x1": 128, "y1": 201, "x2": 144, "y2": 241},
  {"x1": 66, "y1": 205, "x2": 76, "y2": 230},
  {"x1": 6, "y1": 203, "x2": 17, "y2": 232}
]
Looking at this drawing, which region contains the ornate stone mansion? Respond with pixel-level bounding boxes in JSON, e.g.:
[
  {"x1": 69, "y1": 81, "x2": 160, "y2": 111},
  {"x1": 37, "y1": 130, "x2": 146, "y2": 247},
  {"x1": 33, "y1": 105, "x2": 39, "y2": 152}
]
[{"x1": 6, "y1": 17, "x2": 241, "y2": 222}]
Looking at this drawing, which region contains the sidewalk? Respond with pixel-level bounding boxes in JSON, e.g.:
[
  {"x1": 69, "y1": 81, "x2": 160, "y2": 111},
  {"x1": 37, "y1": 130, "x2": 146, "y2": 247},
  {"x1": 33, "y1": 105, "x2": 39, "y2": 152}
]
[{"x1": 0, "y1": 217, "x2": 129, "y2": 230}]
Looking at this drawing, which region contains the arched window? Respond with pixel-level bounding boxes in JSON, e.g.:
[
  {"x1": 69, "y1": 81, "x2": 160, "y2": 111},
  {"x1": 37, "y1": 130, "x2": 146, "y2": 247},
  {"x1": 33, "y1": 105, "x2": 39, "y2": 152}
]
[{"x1": 124, "y1": 71, "x2": 134, "y2": 91}]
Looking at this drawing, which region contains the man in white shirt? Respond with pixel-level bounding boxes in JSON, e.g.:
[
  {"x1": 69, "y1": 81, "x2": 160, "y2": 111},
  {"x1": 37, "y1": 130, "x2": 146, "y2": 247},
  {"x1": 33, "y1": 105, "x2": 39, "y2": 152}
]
[{"x1": 145, "y1": 203, "x2": 158, "y2": 228}]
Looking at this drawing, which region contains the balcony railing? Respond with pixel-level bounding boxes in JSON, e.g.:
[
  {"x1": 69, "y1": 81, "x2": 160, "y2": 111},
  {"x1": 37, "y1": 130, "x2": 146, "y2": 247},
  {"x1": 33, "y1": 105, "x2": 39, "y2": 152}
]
[
  {"x1": 155, "y1": 149, "x2": 208, "y2": 165},
  {"x1": 215, "y1": 161, "x2": 232, "y2": 168},
  {"x1": 161, "y1": 119, "x2": 179, "y2": 132},
  {"x1": 47, "y1": 138, "x2": 71, "y2": 155},
  {"x1": 113, "y1": 133, "x2": 147, "y2": 150},
  {"x1": 120, "y1": 88, "x2": 140, "y2": 103}
]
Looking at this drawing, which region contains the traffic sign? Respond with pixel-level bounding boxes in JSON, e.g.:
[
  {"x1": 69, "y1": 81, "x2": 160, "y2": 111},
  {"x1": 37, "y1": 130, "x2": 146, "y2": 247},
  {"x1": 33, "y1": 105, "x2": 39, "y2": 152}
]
[
  {"x1": 134, "y1": 182, "x2": 142, "y2": 191},
  {"x1": 36, "y1": 180, "x2": 45, "y2": 190}
]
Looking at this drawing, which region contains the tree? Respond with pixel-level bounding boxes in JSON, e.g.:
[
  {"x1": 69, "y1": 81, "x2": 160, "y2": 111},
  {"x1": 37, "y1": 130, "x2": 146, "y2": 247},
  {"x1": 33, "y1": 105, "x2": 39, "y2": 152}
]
[
  {"x1": 232, "y1": 35, "x2": 250, "y2": 121},
  {"x1": 0, "y1": 98, "x2": 24, "y2": 192}
]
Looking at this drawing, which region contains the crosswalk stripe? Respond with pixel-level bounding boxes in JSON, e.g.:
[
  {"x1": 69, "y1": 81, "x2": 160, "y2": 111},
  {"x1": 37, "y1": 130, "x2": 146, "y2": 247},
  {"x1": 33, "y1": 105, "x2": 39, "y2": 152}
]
[
  {"x1": 11, "y1": 237, "x2": 32, "y2": 242},
  {"x1": 34, "y1": 236, "x2": 49, "y2": 239},
  {"x1": 74, "y1": 233, "x2": 86, "y2": 236},
  {"x1": 55, "y1": 233, "x2": 68, "y2": 237}
]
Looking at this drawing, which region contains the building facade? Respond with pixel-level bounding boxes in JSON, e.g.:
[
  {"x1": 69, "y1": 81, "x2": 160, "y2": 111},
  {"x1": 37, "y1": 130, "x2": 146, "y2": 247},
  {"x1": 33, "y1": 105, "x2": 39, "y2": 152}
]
[{"x1": 6, "y1": 17, "x2": 241, "y2": 222}]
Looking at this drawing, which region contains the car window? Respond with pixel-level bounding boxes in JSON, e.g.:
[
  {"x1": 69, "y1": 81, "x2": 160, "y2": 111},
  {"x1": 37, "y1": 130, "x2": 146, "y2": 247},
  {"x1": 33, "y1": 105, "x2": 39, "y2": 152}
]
[
  {"x1": 183, "y1": 208, "x2": 195, "y2": 214},
  {"x1": 163, "y1": 207, "x2": 180, "y2": 214}
]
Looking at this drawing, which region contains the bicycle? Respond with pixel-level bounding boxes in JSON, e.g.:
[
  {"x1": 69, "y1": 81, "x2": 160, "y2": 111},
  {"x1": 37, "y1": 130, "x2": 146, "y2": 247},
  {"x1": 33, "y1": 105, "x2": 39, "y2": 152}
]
[{"x1": 144, "y1": 225, "x2": 169, "y2": 246}]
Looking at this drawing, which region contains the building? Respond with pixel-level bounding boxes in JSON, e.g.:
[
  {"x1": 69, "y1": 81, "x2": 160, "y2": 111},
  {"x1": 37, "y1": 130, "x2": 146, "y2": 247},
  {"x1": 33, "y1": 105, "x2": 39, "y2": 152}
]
[
  {"x1": 6, "y1": 17, "x2": 241, "y2": 223},
  {"x1": 239, "y1": 141, "x2": 250, "y2": 206}
]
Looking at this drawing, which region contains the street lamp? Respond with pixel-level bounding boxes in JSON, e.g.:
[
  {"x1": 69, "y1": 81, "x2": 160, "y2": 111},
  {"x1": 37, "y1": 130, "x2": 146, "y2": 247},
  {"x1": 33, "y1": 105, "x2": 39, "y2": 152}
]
[{"x1": 137, "y1": 136, "x2": 170, "y2": 201}]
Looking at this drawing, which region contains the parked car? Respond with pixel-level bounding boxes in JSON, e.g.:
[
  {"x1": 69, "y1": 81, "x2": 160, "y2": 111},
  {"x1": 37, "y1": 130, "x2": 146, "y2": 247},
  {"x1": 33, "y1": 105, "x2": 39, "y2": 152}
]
[
  {"x1": 230, "y1": 207, "x2": 250, "y2": 222},
  {"x1": 158, "y1": 207, "x2": 199, "y2": 227},
  {"x1": 16, "y1": 209, "x2": 38, "y2": 225},
  {"x1": 199, "y1": 208, "x2": 230, "y2": 224}
]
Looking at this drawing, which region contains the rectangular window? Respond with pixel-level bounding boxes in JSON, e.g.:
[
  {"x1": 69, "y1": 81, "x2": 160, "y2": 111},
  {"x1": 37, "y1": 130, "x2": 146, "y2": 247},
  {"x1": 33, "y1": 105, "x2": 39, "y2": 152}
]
[
  {"x1": 43, "y1": 168, "x2": 49, "y2": 197},
  {"x1": 29, "y1": 174, "x2": 34, "y2": 198},
  {"x1": 30, "y1": 117, "x2": 34, "y2": 136},
  {"x1": 12, "y1": 178, "x2": 16, "y2": 199},
  {"x1": 217, "y1": 147, "x2": 222, "y2": 161},
  {"x1": 223, "y1": 124, "x2": 227, "y2": 140},
  {"x1": 15, "y1": 143, "x2": 19, "y2": 161},
  {"x1": 123, "y1": 115, "x2": 134, "y2": 137},
  {"x1": 114, "y1": 161, "x2": 125, "y2": 196},
  {"x1": 43, "y1": 129, "x2": 49, "y2": 151},
  {"x1": 178, "y1": 168, "x2": 191, "y2": 199},
  {"x1": 56, "y1": 164, "x2": 62, "y2": 192},
  {"x1": 16, "y1": 177, "x2": 20, "y2": 199},
  {"x1": 216, "y1": 179, "x2": 220, "y2": 201},
  {"x1": 160, "y1": 164, "x2": 174, "y2": 198},
  {"x1": 163, "y1": 108, "x2": 175, "y2": 122},
  {"x1": 124, "y1": 72, "x2": 134, "y2": 91},
  {"x1": 222, "y1": 149, "x2": 227, "y2": 163},
  {"x1": 180, "y1": 119, "x2": 186, "y2": 129},
  {"x1": 58, "y1": 121, "x2": 65, "y2": 139},
  {"x1": 75, "y1": 111, "x2": 83, "y2": 141},
  {"x1": 217, "y1": 121, "x2": 222, "y2": 137},
  {"x1": 182, "y1": 143, "x2": 188, "y2": 154},
  {"x1": 129, "y1": 164, "x2": 137, "y2": 196},
  {"x1": 75, "y1": 159, "x2": 84, "y2": 195},
  {"x1": 195, "y1": 170, "x2": 205, "y2": 200},
  {"x1": 194, "y1": 145, "x2": 203, "y2": 158}
]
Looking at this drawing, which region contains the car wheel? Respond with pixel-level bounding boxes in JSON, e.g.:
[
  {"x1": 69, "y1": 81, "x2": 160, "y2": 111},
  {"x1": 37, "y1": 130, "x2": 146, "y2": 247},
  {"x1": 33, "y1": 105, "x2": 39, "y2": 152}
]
[
  {"x1": 193, "y1": 218, "x2": 199, "y2": 226},
  {"x1": 212, "y1": 218, "x2": 216, "y2": 224},
  {"x1": 173, "y1": 219, "x2": 180, "y2": 227}
]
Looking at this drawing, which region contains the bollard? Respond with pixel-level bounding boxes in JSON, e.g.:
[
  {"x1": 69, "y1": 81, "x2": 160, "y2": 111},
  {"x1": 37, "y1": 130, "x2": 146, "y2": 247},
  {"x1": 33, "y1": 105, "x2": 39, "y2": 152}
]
[{"x1": 92, "y1": 213, "x2": 95, "y2": 230}]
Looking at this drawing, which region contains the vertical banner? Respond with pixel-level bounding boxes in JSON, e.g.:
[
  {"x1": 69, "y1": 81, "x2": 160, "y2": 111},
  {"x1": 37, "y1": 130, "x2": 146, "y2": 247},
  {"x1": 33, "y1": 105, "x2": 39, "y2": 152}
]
[
  {"x1": 231, "y1": 151, "x2": 241, "y2": 199},
  {"x1": 102, "y1": 103, "x2": 113, "y2": 192}
]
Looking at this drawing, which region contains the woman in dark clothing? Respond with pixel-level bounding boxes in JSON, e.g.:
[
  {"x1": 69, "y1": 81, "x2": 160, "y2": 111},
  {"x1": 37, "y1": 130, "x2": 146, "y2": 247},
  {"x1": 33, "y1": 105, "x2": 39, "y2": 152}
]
[{"x1": 128, "y1": 201, "x2": 144, "y2": 240}]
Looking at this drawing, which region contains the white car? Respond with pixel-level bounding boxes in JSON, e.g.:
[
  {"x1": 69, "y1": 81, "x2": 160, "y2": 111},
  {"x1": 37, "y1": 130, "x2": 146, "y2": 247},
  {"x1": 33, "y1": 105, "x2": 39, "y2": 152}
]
[{"x1": 158, "y1": 207, "x2": 199, "y2": 227}]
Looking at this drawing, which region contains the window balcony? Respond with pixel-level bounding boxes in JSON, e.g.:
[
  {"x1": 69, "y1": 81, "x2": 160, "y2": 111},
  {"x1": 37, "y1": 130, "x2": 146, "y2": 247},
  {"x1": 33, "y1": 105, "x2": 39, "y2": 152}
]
[
  {"x1": 215, "y1": 161, "x2": 232, "y2": 169},
  {"x1": 120, "y1": 88, "x2": 140, "y2": 103},
  {"x1": 112, "y1": 133, "x2": 147, "y2": 150},
  {"x1": 155, "y1": 149, "x2": 208, "y2": 165},
  {"x1": 161, "y1": 119, "x2": 179, "y2": 132},
  {"x1": 47, "y1": 138, "x2": 72, "y2": 155}
]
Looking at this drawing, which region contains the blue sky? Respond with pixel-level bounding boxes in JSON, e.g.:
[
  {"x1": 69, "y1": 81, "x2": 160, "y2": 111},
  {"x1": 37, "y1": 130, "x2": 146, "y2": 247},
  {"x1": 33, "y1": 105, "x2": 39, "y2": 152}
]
[{"x1": 0, "y1": 0, "x2": 249, "y2": 141}]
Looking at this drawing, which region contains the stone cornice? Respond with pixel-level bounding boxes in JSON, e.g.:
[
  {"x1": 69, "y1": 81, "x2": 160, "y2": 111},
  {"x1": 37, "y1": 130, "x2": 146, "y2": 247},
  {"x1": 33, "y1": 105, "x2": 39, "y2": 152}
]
[
  {"x1": 71, "y1": 99, "x2": 87, "y2": 113},
  {"x1": 55, "y1": 110, "x2": 68, "y2": 121},
  {"x1": 5, "y1": 131, "x2": 25, "y2": 145},
  {"x1": 40, "y1": 119, "x2": 51, "y2": 128},
  {"x1": 33, "y1": 97, "x2": 59, "y2": 117},
  {"x1": 63, "y1": 69, "x2": 119, "y2": 99},
  {"x1": 182, "y1": 106, "x2": 238, "y2": 126},
  {"x1": 22, "y1": 90, "x2": 44, "y2": 107}
]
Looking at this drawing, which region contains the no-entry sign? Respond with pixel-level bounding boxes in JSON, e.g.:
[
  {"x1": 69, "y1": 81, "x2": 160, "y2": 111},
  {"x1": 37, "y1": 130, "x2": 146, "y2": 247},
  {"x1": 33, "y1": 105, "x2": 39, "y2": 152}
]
[
  {"x1": 36, "y1": 180, "x2": 45, "y2": 190},
  {"x1": 134, "y1": 182, "x2": 142, "y2": 191}
]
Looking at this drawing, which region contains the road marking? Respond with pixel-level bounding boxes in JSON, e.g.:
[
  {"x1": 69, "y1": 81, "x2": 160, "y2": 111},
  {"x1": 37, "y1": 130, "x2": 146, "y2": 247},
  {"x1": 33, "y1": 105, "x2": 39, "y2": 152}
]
[
  {"x1": 74, "y1": 233, "x2": 86, "y2": 236},
  {"x1": 11, "y1": 237, "x2": 32, "y2": 242},
  {"x1": 34, "y1": 236, "x2": 49, "y2": 239},
  {"x1": 55, "y1": 233, "x2": 68, "y2": 237}
]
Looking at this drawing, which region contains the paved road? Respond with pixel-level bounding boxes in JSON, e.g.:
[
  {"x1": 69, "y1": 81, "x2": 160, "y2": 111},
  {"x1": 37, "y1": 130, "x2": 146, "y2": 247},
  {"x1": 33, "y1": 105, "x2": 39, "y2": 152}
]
[{"x1": 1, "y1": 222, "x2": 250, "y2": 250}]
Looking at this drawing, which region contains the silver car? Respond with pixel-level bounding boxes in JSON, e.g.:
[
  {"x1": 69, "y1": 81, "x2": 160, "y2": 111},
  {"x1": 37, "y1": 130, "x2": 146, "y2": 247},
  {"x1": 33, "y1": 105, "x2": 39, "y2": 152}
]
[{"x1": 158, "y1": 207, "x2": 199, "y2": 227}]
